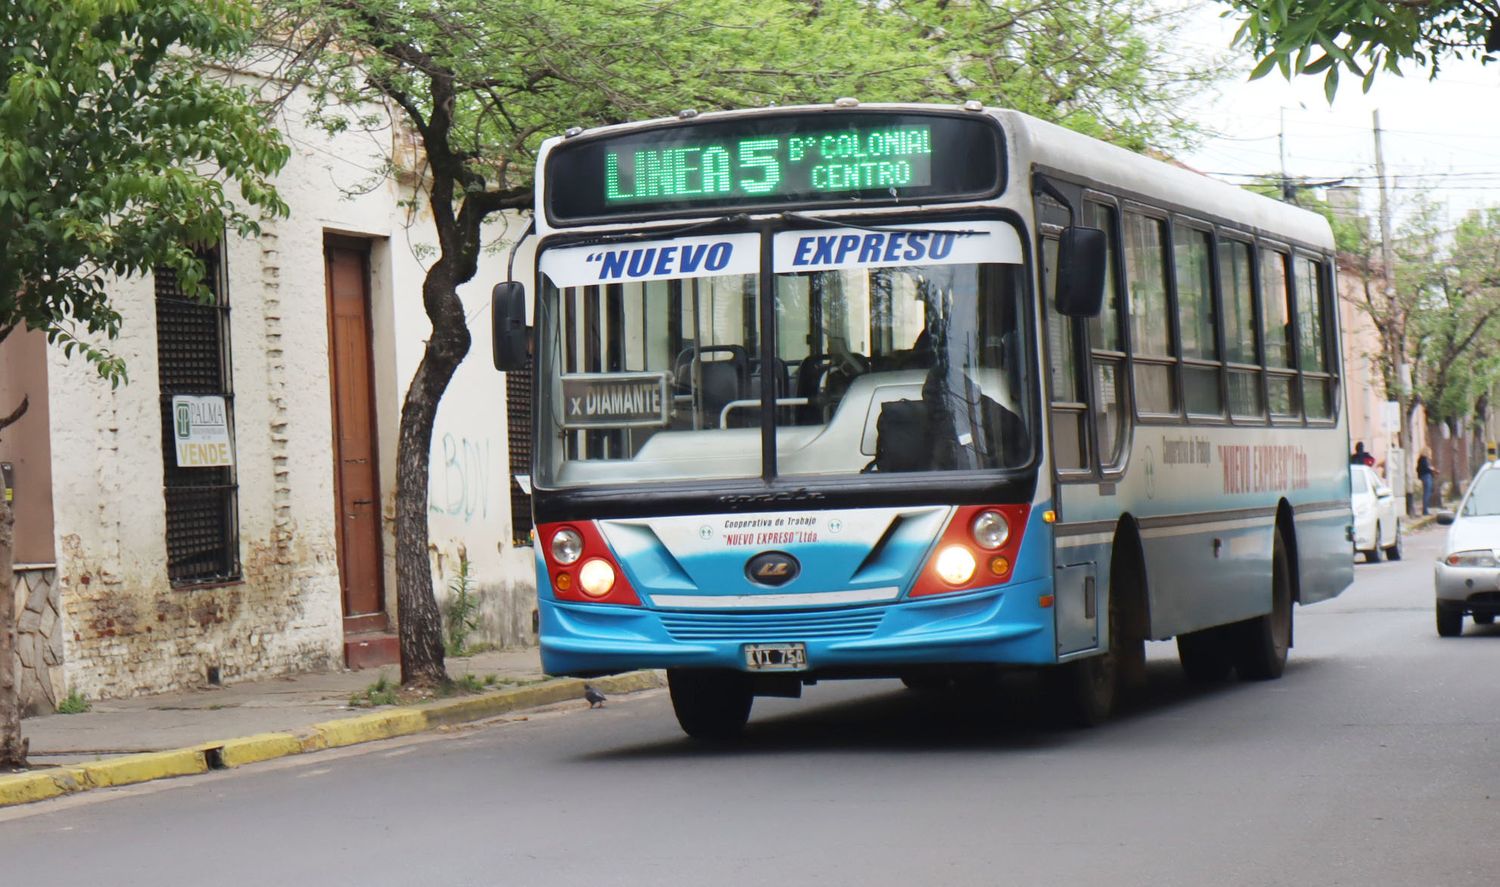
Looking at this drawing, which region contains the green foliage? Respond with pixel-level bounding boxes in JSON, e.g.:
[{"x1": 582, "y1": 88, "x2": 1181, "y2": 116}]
[
  {"x1": 350, "y1": 672, "x2": 400, "y2": 707},
  {"x1": 259, "y1": 0, "x2": 1220, "y2": 205},
  {"x1": 888, "y1": 1, "x2": 1225, "y2": 152},
  {"x1": 451, "y1": 673, "x2": 486, "y2": 693},
  {"x1": 1225, "y1": 1, "x2": 1500, "y2": 99},
  {"x1": 0, "y1": 0, "x2": 289, "y2": 382},
  {"x1": 442, "y1": 553, "x2": 480, "y2": 657},
  {"x1": 1409, "y1": 206, "x2": 1500, "y2": 425},
  {"x1": 57, "y1": 689, "x2": 91, "y2": 715}
]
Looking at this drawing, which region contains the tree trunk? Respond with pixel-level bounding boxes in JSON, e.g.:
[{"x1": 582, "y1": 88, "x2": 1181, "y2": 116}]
[
  {"x1": 0, "y1": 497, "x2": 28, "y2": 770},
  {"x1": 393, "y1": 265, "x2": 472, "y2": 687}
]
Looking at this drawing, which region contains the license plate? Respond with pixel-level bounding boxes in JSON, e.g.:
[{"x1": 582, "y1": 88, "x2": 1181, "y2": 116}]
[{"x1": 744, "y1": 642, "x2": 807, "y2": 671}]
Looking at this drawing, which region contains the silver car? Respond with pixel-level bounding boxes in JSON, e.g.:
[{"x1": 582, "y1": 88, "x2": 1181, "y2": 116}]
[{"x1": 1434, "y1": 462, "x2": 1500, "y2": 636}]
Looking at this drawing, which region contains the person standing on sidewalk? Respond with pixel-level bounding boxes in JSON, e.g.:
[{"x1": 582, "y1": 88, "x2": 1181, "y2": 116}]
[{"x1": 1417, "y1": 450, "x2": 1438, "y2": 515}]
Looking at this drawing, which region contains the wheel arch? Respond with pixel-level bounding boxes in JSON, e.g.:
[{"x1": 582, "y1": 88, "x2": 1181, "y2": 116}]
[
  {"x1": 1109, "y1": 514, "x2": 1152, "y2": 641},
  {"x1": 1276, "y1": 498, "x2": 1303, "y2": 605}
]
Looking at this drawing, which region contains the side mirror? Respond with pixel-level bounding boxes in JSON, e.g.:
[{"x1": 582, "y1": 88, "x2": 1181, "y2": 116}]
[
  {"x1": 1055, "y1": 226, "x2": 1106, "y2": 317},
  {"x1": 1435, "y1": 511, "x2": 1456, "y2": 526},
  {"x1": 491, "y1": 281, "x2": 529, "y2": 372}
]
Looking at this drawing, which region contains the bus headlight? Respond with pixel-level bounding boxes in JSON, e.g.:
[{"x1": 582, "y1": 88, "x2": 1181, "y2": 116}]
[
  {"x1": 578, "y1": 558, "x2": 617, "y2": 597},
  {"x1": 551, "y1": 528, "x2": 584, "y2": 565},
  {"x1": 971, "y1": 510, "x2": 1010, "y2": 550},
  {"x1": 934, "y1": 545, "x2": 977, "y2": 586}
]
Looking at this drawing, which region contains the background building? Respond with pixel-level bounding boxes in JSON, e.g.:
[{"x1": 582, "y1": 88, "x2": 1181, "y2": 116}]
[{"x1": 1, "y1": 84, "x2": 535, "y2": 708}]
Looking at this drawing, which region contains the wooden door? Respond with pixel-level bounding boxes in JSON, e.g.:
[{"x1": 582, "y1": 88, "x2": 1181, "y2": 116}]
[{"x1": 325, "y1": 240, "x2": 384, "y2": 619}]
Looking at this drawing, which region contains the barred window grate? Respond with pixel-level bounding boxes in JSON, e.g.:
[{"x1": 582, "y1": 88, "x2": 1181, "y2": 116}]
[{"x1": 156, "y1": 248, "x2": 240, "y2": 585}]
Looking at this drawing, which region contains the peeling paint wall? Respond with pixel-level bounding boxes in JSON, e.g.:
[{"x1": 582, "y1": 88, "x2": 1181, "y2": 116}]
[{"x1": 49, "y1": 80, "x2": 537, "y2": 700}]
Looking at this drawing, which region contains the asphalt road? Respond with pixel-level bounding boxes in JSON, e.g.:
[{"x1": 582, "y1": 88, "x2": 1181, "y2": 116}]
[{"x1": 4, "y1": 526, "x2": 1499, "y2": 887}]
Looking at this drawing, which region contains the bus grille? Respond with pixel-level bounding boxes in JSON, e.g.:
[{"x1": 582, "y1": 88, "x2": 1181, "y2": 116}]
[{"x1": 659, "y1": 609, "x2": 885, "y2": 642}]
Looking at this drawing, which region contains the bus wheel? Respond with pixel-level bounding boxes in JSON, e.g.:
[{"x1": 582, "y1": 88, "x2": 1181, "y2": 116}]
[
  {"x1": 1047, "y1": 653, "x2": 1115, "y2": 727},
  {"x1": 667, "y1": 669, "x2": 754, "y2": 740},
  {"x1": 1176, "y1": 627, "x2": 1234, "y2": 682},
  {"x1": 1235, "y1": 528, "x2": 1293, "y2": 680},
  {"x1": 1048, "y1": 586, "x2": 1133, "y2": 727}
]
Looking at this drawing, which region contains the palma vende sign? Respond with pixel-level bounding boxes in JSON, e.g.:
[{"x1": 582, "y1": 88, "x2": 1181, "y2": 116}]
[{"x1": 171, "y1": 395, "x2": 234, "y2": 468}]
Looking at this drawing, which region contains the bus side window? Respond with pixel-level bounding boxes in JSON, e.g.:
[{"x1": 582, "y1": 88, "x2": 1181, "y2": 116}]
[
  {"x1": 1295, "y1": 255, "x2": 1335, "y2": 420},
  {"x1": 1124, "y1": 212, "x2": 1177, "y2": 416},
  {"x1": 1219, "y1": 238, "x2": 1265, "y2": 420},
  {"x1": 1260, "y1": 248, "x2": 1299, "y2": 418},
  {"x1": 1174, "y1": 224, "x2": 1222, "y2": 418},
  {"x1": 1085, "y1": 200, "x2": 1126, "y2": 468}
]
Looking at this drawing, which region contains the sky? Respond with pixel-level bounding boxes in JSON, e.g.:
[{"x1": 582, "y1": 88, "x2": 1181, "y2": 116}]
[{"x1": 1175, "y1": 5, "x2": 1500, "y2": 233}]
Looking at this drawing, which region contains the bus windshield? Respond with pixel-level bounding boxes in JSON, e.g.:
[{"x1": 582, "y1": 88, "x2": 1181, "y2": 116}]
[{"x1": 535, "y1": 220, "x2": 1032, "y2": 489}]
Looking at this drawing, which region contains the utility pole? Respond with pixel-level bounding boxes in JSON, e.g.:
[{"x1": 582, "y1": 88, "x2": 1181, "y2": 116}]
[
  {"x1": 1279, "y1": 107, "x2": 1293, "y2": 202},
  {"x1": 1373, "y1": 109, "x2": 1412, "y2": 512}
]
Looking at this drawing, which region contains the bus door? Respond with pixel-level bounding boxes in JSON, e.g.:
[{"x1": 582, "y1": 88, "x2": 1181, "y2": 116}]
[{"x1": 1036, "y1": 182, "x2": 1130, "y2": 657}]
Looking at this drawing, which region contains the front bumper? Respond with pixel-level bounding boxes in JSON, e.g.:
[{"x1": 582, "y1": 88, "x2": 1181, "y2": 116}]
[
  {"x1": 539, "y1": 576, "x2": 1057, "y2": 677},
  {"x1": 1434, "y1": 561, "x2": 1500, "y2": 611}
]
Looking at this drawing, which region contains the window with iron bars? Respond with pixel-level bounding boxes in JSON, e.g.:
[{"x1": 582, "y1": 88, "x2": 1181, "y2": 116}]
[{"x1": 156, "y1": 247, "x2": 241, "y2": 585}]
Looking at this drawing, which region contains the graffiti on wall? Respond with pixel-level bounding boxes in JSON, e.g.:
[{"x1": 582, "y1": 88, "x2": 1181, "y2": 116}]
[{"x1": 430, "y1": 433, "x2": 494, "y2": 523}]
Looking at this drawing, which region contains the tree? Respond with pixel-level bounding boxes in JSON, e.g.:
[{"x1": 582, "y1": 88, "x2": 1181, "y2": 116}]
[
  {"x1": 1410, "y1": 207, "x2": 1500, "y2": 434},
  {"x1": 889, "y1": 0, "x2": 1227, "y2": 151},
  {"x1": 0, "y1": 0, "x2": 288, "y2": 770},
  {"x1": 1223, "y1": 1, "x2": 1500, "y2": 99},
  {"x1": 255, "y1": 0, "x2": 1225, "y2": 687}
]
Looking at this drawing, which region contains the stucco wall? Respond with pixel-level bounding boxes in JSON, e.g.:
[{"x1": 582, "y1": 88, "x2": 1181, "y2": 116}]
[{"x1": 49, "y1": 84, "x2": 536, "y2": 700}]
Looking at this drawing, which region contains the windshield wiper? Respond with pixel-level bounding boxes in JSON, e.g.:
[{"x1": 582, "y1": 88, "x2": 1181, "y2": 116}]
[{"x1": 559, "y1": 214, "x2": 752, "y2": 250}]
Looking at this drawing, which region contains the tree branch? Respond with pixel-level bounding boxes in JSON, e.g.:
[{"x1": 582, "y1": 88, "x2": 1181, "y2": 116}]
[{"x1": 0, "y1": 396, "x2": 29, "y2": 436}]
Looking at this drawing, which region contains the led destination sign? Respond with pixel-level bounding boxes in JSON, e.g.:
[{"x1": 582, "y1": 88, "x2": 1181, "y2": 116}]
[
  {"x1": 604, "y1": 126, "x2": 934, "y2": 204},
  {"x1": 546, "y1": 111, "x2": 1005, "y2": 225}
]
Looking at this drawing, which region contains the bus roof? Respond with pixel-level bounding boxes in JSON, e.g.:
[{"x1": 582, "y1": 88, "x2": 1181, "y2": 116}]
[
  {"x1": 535, "y1": 101, "x2": 1335, "y2": 250},
  {"x1": 994, "y1": 108, "x2": 1335, "y2": 250}
]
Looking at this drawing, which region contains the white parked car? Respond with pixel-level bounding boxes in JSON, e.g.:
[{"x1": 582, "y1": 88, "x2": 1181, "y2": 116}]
[
  {"x1": 1434, "y1": 462, "x2": 1500, "y2": 636},
  {"x1": 1351, "y1": 464, "x2": 1401, "y2": 563}
]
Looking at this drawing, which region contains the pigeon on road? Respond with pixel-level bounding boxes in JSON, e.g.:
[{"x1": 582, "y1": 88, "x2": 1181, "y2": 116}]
[{"x1": 584, "y1": 684, "x2": 607, "y2": 708}]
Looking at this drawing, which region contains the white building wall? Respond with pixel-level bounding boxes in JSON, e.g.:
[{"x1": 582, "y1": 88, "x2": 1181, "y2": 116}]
[{"x1": 54, "y1": 83, "x2": 536, "y2": 700}]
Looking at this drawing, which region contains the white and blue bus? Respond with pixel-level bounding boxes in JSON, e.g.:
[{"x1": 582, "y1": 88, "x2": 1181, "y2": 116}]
[{"x1": 492, "y1": 102, "x2": 1354, "y2": 738}]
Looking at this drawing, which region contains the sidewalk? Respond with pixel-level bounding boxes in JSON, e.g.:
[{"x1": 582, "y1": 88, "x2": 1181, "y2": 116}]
[{"x1": 1, "y1": 648, "x2": 661, "y2": 808}]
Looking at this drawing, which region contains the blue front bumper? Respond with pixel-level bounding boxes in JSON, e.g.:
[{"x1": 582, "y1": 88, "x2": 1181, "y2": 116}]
[{"x1": 539, "y1": 576, "x2": 1057, "y2": 676}]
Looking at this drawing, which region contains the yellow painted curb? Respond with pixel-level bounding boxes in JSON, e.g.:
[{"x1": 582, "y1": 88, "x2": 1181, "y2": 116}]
[
  {"x1": 594, "y1": 671, "x2": 665, "y2": 695},
  {"x1": 78, "y1": 748, "x2": 208, "y2": 789},
  {"x1": 0, "y1": 770, "x2": 70, "y2": 806},
  {"x1": 0, "y1": 669, "x2": 662, "y2": 809},
  {"x1": 303, "y1": 707, "x2": 427, "y2": 752},
  {"x1": 210, "y1": 733, "x2": 303, "y2": 769},
  {"x1": 423, "y1": 681, "x2": 578, "y2": 727}
]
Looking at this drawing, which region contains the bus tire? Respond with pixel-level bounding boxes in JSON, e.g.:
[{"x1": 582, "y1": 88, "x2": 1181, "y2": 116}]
[
  {"x1": 1048, "y1": 581, "x2": 1134, "y2": 727},
  {"x1": 1046, "y1": 654, "x2": 1114, "y2": 728},
  {"x1": 667, "y1": 669, "x2": 754, "y2": 740},
  {"x1": 1235, "y1": 528, "x2": 1293, "y2": 680},
  {"x1": 1176, "y1": 627, "x2": 1234, "y2": 682}
]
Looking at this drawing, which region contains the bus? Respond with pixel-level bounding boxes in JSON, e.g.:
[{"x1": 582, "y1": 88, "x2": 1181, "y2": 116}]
[{"x1": 492, "y1": 101, "x2": 1354, "y2": 738}]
